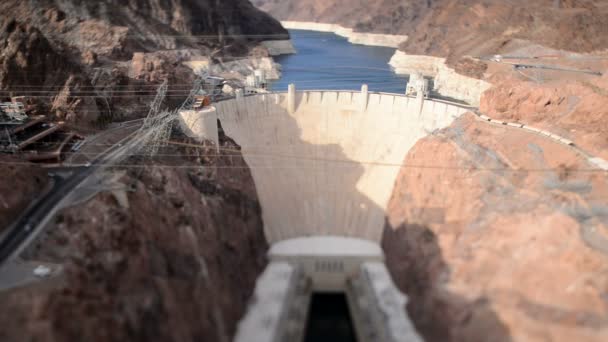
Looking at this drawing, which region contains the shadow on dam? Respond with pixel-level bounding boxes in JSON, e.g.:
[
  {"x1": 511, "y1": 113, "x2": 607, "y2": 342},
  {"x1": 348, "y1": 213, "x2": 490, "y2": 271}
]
[
  {"x1": 216, "y1": 92, "x2": 396, "y2": 243},
  {"x1": 212, "y1": 91, "x2": 511, "y2": 341},
  {"x1": 215, "y1": 90, "x2": 471, "y2": 243}
]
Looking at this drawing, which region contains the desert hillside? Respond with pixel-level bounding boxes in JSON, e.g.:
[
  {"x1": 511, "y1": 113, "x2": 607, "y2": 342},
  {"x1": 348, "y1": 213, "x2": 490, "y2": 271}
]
[{"x1": 254, "y1": 0, "x2": 608, "y2": 60}]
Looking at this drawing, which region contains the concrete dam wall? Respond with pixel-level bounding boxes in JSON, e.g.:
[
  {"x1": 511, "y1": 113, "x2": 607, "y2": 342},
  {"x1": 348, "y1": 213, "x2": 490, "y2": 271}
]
[{"x1": 207, "y1": 90, "x2": 469, "y2": 243}]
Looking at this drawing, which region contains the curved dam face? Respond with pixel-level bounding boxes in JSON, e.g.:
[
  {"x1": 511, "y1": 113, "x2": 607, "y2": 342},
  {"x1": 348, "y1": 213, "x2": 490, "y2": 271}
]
[{"x1": 213, "y1": 91, "x2": 468, "y2": 243}]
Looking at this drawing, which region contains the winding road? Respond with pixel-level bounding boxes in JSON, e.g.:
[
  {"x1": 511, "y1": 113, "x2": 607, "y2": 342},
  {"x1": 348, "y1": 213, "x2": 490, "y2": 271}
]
[{"x1": 0, "y1": 120, "x2": 143, "y2": 266}]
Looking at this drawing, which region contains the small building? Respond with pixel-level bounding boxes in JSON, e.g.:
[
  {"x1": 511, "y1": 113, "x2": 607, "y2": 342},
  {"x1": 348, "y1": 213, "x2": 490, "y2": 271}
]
[
  {"x1": 245, "y1": 69, "x2": 268, "y2": 90},
  {"x1": 405, "y1": 73, "x2": 430, "y2": 98}
]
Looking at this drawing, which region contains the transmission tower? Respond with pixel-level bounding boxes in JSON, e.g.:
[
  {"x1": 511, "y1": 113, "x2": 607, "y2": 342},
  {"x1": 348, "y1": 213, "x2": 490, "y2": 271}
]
[
  {"x1": 140, "y1": 80, "x2": 169, "y2": 131},
  {"x1": 138, "y1": 77, "x2": 204, "y2": 156},
  {"x1": 137, "y1": 80, "x2": 169, "y2": 155},
  {"x1": 179, "y1": 77, "x2": 204, "y2": 111}
]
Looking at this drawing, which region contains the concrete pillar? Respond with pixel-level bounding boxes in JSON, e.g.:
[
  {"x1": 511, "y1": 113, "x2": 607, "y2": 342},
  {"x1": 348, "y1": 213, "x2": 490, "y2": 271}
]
[
  {"x1": 288, "y1": 84, "x2": 296, "y2": 114},
  {"x1": 178, "y1": 107, "x2": 219, "y2": 153},
  {"x1": 254, "y1": 69, "x2": 266, "y2": 86},
  {"x1": 415, "y1": 86, "x2": 424, "y2": 116},
  {"x1": 246, "y1": 75, "x2": 256, "y2": 88},
  {"x1": 406, "y1": 73, "x2": 421, "y2": 96},
  {"x1": 361, "y1": 84, "x2": 369, "y2": 112}
]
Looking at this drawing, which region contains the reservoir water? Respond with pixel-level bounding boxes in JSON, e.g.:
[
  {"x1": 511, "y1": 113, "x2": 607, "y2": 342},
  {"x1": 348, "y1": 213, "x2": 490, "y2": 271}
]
[{"x1": 270, "y1": 29, "x2": 408, "y2": 94}]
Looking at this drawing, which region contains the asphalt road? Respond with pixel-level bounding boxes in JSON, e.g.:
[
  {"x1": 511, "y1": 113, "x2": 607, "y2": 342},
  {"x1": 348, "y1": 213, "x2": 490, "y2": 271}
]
[
  {"x1": 0, "y1": 122, "x2": 144, "y2": 265},
  {"x1": 0, "y1": 166, "x2": 92, "y2": 263}
]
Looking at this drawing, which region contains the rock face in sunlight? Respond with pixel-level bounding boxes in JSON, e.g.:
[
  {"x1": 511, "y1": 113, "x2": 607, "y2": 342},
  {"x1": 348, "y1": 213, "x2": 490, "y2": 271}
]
[
  {"x1": 0, "y1": 20, "x2": 102, "y2": 123},
  {"x1": 0, "y1": 134, "x2": 268, "y2": 341},
  {"x1": 480, "y1": 73, "x2": 608, "y2": 160},
  {"x1": 383, "y1": 114, "x2": 608, "y2": 342}
]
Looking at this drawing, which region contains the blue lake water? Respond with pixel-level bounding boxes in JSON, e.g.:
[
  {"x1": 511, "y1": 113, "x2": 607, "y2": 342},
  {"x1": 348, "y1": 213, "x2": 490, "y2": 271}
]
[{"x1": 270, "y1": 30, "x2": 409, "y2": 94}]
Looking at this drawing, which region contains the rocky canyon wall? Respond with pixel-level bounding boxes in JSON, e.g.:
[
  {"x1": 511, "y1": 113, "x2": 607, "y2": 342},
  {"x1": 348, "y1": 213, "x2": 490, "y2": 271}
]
[
  {"x1": 0, "y1": 133, "x2": 268, "y2": 342},
  {"x1": 383, "y1": 114, "x2": 608, "y2": 342}
]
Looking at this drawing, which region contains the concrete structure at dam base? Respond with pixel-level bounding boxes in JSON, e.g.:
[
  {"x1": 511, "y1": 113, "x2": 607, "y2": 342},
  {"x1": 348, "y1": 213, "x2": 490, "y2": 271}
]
[
  {"x1": 178, "y1": 106, "x2": 220, "y2": 151},
  {"x1": 234, "y1": 236, "x2": 423, "y2": 342}
]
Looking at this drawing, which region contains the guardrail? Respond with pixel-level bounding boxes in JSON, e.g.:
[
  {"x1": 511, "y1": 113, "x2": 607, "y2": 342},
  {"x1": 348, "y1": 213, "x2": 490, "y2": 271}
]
[
  {"x1": 193, "y1": 87, "x2": 606, "y2": 173},
  {"x1": 212, "y1": 89, "x2": 476, "y2": 111}
]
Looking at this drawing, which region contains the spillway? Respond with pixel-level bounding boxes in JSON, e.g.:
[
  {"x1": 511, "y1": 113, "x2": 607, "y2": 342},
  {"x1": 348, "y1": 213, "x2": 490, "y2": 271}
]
[{"x1": 210, "y1": 89, "x2": 469, "y2": 243}]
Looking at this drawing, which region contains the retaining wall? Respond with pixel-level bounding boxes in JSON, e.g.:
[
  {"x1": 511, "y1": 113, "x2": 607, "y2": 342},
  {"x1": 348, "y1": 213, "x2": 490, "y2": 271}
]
[
  {"x1": 389, "y1": 52, "x2": 492, "y2": 106},
  {"x1": 178, "y1": 107, "x2": 219, "y2": 150}
]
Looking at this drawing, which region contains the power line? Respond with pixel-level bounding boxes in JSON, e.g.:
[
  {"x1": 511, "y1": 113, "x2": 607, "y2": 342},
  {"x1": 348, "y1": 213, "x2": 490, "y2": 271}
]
[{"x1": 4, "y1": 139, "x2": 607, "y2": 174}]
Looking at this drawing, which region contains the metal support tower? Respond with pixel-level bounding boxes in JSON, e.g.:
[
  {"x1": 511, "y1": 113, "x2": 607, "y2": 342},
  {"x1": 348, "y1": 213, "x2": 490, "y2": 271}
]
[
  {"x1": 138, "y1": 77, "x2": 204, "y2": 156},
  {"x1": 137, "y1": 80, "x2": 169, "y2": 155}
]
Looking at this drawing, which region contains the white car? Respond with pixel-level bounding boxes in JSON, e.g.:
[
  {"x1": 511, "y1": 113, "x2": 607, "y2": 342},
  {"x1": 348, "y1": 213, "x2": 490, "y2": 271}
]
[{"x1": 33, "y1": 265, "x2": 52, "y2": 278}]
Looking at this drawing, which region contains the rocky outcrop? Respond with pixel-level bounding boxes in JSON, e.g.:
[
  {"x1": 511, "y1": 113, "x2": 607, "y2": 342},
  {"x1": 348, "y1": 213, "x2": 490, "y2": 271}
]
[
  {"x1": 400, "y1": 0, "x2": 608, "y2": 62},
  {"x1": 0, "y1": 20, "x2": 76, "y2": 89},
  {"x1": 0, "y1": 0, "x2": 289, "y2": 125},
  {"x1": 480, "y1": 73, "x2": 608, "y2": 160},
  {"x1": 0, "y1": 20, "x2": 103, "y2": 123},
  {"x1": 1, "y1": 133, "x2": 268, "y2": 341},
  {"x1": 383, "y1": 114, "x2": 608, "y2": 342},
  {"x1": 1, "y1": 0, "x2": 288, "y2": 58}
]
